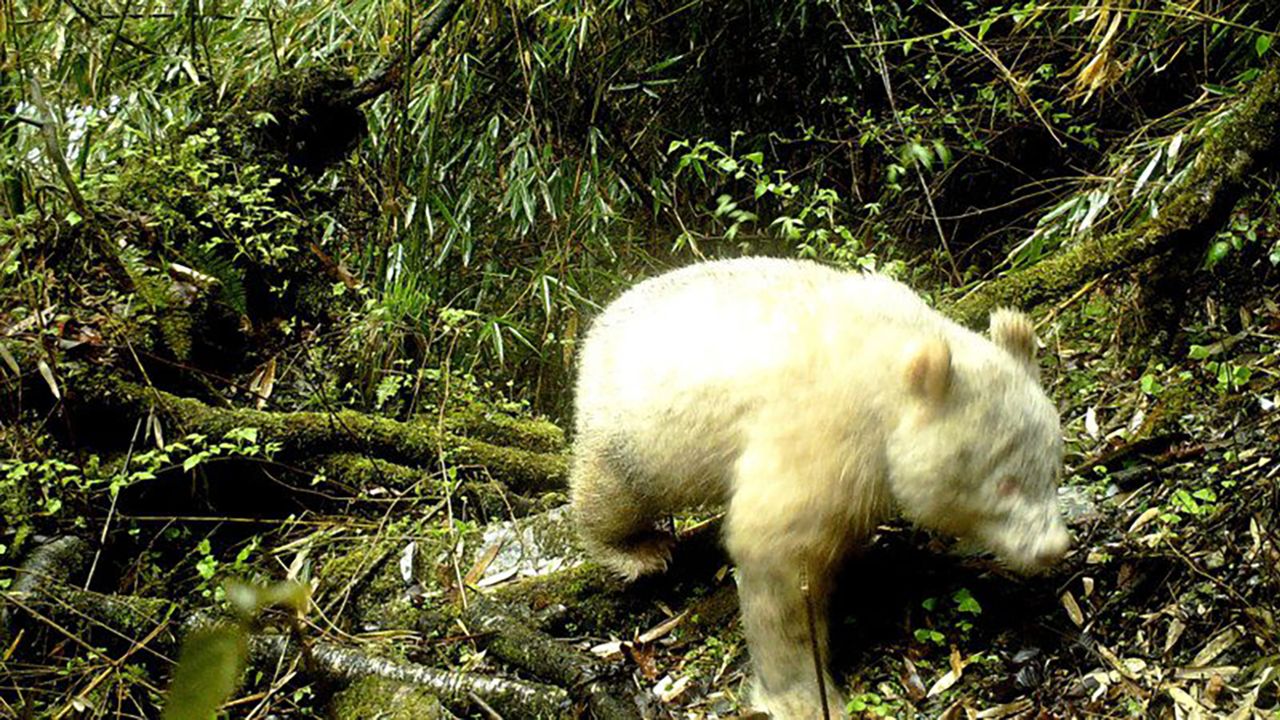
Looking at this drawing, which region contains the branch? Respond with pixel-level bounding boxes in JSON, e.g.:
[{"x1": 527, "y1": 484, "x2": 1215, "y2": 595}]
[
  {"x1": 79, "y1": 377, "x2": 568, "y2": 495},
  {"x1": 250, "y1": 633, "x2": 570, "y2": 718},
  {"x1": 464, "y1": 596, "x2": 642, "y2": 719},
  {"x1": 345, "y1": 0, "x2": 465, "y2": 106}
]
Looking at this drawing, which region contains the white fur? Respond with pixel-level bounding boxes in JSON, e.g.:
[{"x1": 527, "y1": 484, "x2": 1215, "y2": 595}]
[{"x1": 569, "y1": 258, "x2": 1069, "y2": 719}]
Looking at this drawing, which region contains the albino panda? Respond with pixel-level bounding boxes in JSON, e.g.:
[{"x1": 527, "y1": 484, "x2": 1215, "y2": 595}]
[{"x1": 569, "y1": 257, "x2": 1070, "y2": 719}]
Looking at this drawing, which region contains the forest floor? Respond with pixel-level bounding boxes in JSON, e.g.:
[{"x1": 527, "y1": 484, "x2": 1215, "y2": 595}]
[{"x1": 4, "y1": 269, "x2": 1280, "y2": 720}]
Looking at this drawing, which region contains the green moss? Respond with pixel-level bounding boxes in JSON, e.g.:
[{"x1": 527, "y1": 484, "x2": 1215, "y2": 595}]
[
  {"x1": 947, "y1": 64, "x2": 1280, "y2": 326},
  {"x1": 91, "y1": 377, "x2": 568, "y2": 493},
  {"x1": 316, "y1": 512, "x2": 482, "y2": 634},
  {"x1": 443, "y1": 404, "x2": 566, "y2": 454},
  {"x1": 328, "y1": 677, "x2": 453, "y2": 719}
]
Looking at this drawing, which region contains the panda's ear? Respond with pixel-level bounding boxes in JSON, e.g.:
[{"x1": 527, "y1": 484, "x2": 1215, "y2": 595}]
[
  {"x1": 989, "y1": 308, "x2": 1039, "y2": 371},
  {"x1": 905, "y1": 337, "x2": 952, "y2": 405}
]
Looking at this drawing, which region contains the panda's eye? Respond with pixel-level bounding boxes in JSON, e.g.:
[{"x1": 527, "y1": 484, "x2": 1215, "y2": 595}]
[{"x1": 997, "y1": 476, "x2": 1020, "y2": 497}]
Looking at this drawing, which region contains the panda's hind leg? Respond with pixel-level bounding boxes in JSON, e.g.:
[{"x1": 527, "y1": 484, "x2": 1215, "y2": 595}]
[{"x1": 569, "y1": 440, "x2": 674, "y2": 581}]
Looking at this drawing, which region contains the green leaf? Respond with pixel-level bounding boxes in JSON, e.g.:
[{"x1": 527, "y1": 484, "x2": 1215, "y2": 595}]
[
  {"x1": 933, "y1": 140, "x2": 952, "y2": 166},
  {"x1": 1140, "y1": 374, "x2": 1162, "y2": 396},
  {"x1": 1257, "y1": 34, "x2": 1273, "y2": 57},
  {"x1": 906, "y1": 142, "x2": 933, "y2": 171},
  {"x1": 162, "y1": 625, "x2": 248, "y2": 720},
  {"x1": 978, "y1": 18, "x2": 995, "y2": 41},
  {"x1": 196, "y1": 554, "x2": 218, "y2": 580},
  {"x1": 1188, "y1": 344, "x2": 1210, "y2": 360},
  {"x1": 953, "y1": 588, "x2": 983, "y2": 615},
  {"x1": 1204, "y1": 240, "x2": 1231, "y2": 268}
]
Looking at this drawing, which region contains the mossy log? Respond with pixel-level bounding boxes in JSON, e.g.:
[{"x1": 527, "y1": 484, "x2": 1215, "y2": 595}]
[
  {"x1": 484, "y1": 520, "x2": 733, "y2": 637},
  {"x1": 318, "y1": 453, "x2": 544, "y2": 517},
  {"x1": 249, "y1": 633, "x2": 571, "y2": 718},
  {"x1": 2, "y1": 537, "x2": 93, "y2": 645},
  {"x1": 11, "y1": 581, "x2": 569, "y2": 718},
  {"x1": 463, "y1": 595, "x2": 642, "y2": 720},
  {"x1": 329, "y1": 677, "x2": 460, "y2": 719},
  {"x1": 78, "y1": 377, "x2": 568, "y2": 495},
  {"x1": 441, "y1": 405, "x2": 566, "y2": 454},
  {"x1": 947, "y1": 62, "x2": 1280, "y2": 326},
  {"x1": 10, "y1": 582, "x2": 181, "y2": 650}
]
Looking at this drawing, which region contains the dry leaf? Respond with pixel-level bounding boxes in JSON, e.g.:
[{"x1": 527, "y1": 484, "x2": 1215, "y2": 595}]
[
  {"x1": 1085, "y1": 407, "x2": 1100, "y2": 439},
  {"x1": 927, "y1": 667, "x2": 961, "y2": 698},
  {"x1": 0, "y1": 342, "x2": 19, "y2": 375},
  {"x1": 949, "y1": 646, "x2": 966, "y2": 677},
  {"x1": 475, "y1": 567, "x2": 519, "y2": 588},
  {"x1": 1174, "y1": 666, "x2": 1239, "y2": 681},
  {"x1": 937, "y1": 698, "x2": 971, "y2": 720},
  {"x1": 286, "y1": 549, "x2": 308, "y2": 582},
  {"x1": 625, "y1": 642, "x2": 661, "y2": 681},
  {"x1": 1165, "y1": 616, "x2": 1186, "y2": 654},
  {"x1": 638, "y1": 611, "x2": 686, "y2": 644},
  {"x1": 37, "y1": 359, "x2": 60, "y2": 400},
  {"x1": 248, "y1": 357, "x2": 277, "y2": 409},
  {"x1": 1061, "y1": 591, "x2": 1085, "y2": 627},
  {"x1": 1166, "y1": 686, "x2": 1206, "y2": 715},
  {"x1": 901, "y1": 657, "x2": 927, "y2": 702},
  {"x1": 1192, "y1": 627, "x2": 1241, "y2": 667},
  {"x1": 589, "y1": 640, "x2": 623, "y2": 660},
  {"x1": 463, "y1": 542, "x2": 502, "y2": 587},
  {"x1": 652, "y1": 674, "x2": 689, "y2": 703},
  {"x1": 976, "y1": 698, "x2": 1033, "y2": 719},
  {"x1": 398, "y1": 541, "x2": 417, "y2": 584},
  {"x1": 1204, "y1": 673, "x2": 1226, "y2": 708},
  {"x1": 1096, "y1": 644, "x2": 1142, "y2": 681},
  {"x1": 1128, "y1": 507, "x2": 1161, "y2": 534}
]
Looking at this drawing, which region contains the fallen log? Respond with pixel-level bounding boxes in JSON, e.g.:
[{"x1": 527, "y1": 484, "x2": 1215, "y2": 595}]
[{"x1": 75, "y1": 376, "x2": 568, "y2": 495}]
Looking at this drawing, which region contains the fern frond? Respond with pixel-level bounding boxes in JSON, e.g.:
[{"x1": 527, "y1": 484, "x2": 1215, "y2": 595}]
[{"x1": 182, "y1": 242, "x2": 248, "y2": 316}]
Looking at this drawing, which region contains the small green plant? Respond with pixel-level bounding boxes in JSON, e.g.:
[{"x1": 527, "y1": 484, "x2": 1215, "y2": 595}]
[
  {"x1": 1158, "y1": 461, "x2": 1235, "y2": 525},
  {"x1": 1204, "y1": 213, "x2": 1265, "y2": 270},
  {"x1": 118, "y1": 128, "x2": 304, "y2": 269},
  {"x1": 1188, "y1": 344, "x2": 1252, "y2": 394},
  {"x1": 914, "y1": 588, "x2": 983, "y2": 647},
  {"x1": 1139, "y1": 365, "x2": 1166, "y2": 397},
  {"x1": 847, "y1": 690, "x2": 896, "y2": 716},
  {"x1": 665, "y1": 137, "x2": 887, "y2": 271}
]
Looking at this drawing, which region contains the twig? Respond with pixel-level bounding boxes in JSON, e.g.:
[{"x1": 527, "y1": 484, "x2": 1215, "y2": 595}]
[
  {"x1": 85, "y1": 418, "x2": 143, "y2": 590},
  {"x1": 467, "y1": 691, "x2": 506, "y2": 720},
  {"x1": 857, "y1": 2, "x2": 962, "y2": 284},
  {"x1": 801, "y1": 572, "x2": 830, "y2": 720}
]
